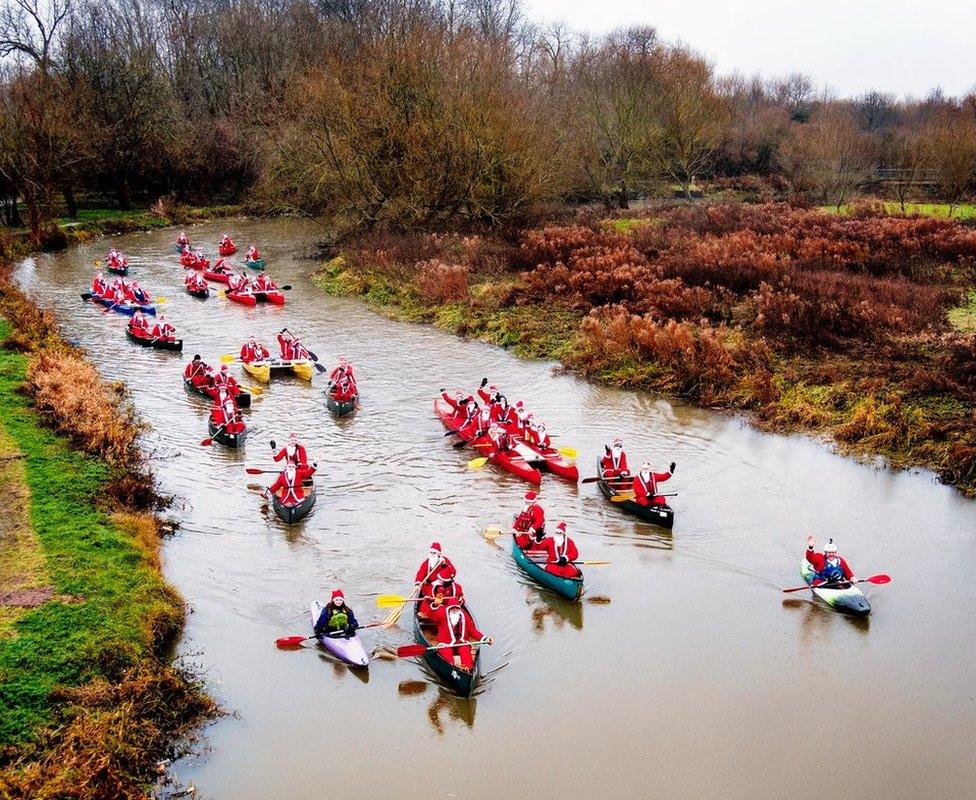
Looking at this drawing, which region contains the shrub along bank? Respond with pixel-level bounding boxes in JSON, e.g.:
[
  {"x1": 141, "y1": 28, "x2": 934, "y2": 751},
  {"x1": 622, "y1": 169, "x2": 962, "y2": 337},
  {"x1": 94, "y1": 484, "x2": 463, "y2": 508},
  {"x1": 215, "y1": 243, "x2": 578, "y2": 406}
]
[
  {"x1": 316, "y1": 203, "x2": 976, "y2": 494},
  {"x1": 0, "y1": 274, "x2": 216, "y2": 799}
]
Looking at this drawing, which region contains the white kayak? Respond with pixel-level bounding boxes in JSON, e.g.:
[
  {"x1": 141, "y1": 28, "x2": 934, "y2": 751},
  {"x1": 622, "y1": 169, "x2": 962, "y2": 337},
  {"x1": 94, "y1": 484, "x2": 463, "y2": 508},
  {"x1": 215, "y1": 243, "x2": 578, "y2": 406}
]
[
  {"x1": 309, "y1": 601, "x2": 370, "y2": 666},
  {"x1": 800, "y1": 560, "x2": 870, "y2": 616}
]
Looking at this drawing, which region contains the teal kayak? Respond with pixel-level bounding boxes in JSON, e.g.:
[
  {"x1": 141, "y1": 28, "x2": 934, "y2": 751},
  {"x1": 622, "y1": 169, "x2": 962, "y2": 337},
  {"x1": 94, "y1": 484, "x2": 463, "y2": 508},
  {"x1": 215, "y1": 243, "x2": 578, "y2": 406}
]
[
  {"x1": 511, "y1": 538, "x2": 583, "y2": 601},
  {"x1": 245, "y1": 258, "x2": 266, "y2": 271},
  {"x1": 800, "y1": 560, "x2": 870, "y2": 616}
]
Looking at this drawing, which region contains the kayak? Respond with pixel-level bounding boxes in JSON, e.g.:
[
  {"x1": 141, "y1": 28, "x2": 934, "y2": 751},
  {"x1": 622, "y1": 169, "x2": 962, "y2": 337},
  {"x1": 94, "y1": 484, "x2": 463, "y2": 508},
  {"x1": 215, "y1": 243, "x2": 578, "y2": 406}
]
[
  {"x1": 183, "y1": 377, "x2": 251, "y2": 408},
  {"x1": 203, "y1": 268, "x2": 232, "y2": 284},
  {"x1": 186, "y1": 284, "x2": 210, "y2": 299},
  {"x1": 271, "y1": 479, "x2": 316, "y2": 524},
  {"x1": 219, "y1": 242, "x2": 237, "y2": 256},
  {"x1": 800, "y1": 560, "x2": 870, "y2": 616},
  {"x1": 227, "y1": 290, "x2": 257, "y2": 307},
  {"x1": 242, "y1": 360, "x2": 271, "y2": 383},
  {"x1": 309, "y1": 601, "x2": 369, "y2": 666},
  {"x1": 515, "y1": 439, "x2": 579, "y2": 482},
  {"x1": 208, "y1": 417, "x2": 246, "y2": 448},
  {"x1": 286, "y1": 360, "x2": 314, "y2": 381},
  {"x1": 433, "y1": 394, "x2": 541, "y2": 484},
  {"x1": 87, "y1": 294, "x2": 156, "y2": 316},
  {"x1": 596, "y1": 459, "x2": 674, "y2": 530},
  {"x1": 244, "y1": 359, "x2": 314, "y2": 383},
  {"x1": 125, "y1": 327, "x2": 183, "y2": 352},
  {"x1": 413, "y1": 603, "x2": 481, "y2": 698},
  {"x1": 245, "y1": 258, "x2": 266, "y2": 271},
  {"x1": 326, "y1": 387, "x2": 358, "y2": 417},
  {"x1": 107, "y1": 263, "x2": 128, "y2": 276},
  {"x1": 511, "y1": 537, "x2": 583, "y2": 601},
  {"x1": 254, "y1": 290, "x2": 285, "y2": 306}
]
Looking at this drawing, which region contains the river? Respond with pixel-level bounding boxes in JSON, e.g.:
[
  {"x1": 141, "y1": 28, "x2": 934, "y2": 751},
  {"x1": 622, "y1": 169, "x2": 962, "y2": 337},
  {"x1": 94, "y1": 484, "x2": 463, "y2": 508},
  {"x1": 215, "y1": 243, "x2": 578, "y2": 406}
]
[{"x1": 15, "y1": 218, "x2": 976, "y2": 800}]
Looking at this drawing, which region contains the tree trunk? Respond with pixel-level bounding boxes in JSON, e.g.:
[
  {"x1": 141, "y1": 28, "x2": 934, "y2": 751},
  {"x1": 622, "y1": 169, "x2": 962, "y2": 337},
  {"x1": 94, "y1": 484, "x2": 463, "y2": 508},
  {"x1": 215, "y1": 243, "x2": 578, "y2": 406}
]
[
  {"x1": 10, "y1": 193, "x2": 23, "y2": 227},
  {"x1": 117, "y1": 177, "x2": 132, "y2": 210},
  {"x1": 618, "y1": 180, "x2": 630, "y2": 209},
  {"x1": 62, "y1": 183, "x2": 78, "y2": 219}
]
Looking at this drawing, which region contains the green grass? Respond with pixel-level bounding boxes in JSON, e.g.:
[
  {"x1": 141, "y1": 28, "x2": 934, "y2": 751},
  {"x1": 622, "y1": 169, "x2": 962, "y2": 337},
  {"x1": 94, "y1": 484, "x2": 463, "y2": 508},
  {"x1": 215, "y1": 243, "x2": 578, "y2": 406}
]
[
  {"x1": 0, "y1": 319, "x2": 179, "y2": 746},
  {"x1": 822, "y1": 202, "x2": 976, "y2": 220},
  {"x1": 948, "y1": 290, "x2": 976, "y2": 333},
  {"x1": 55, "y1": 208, "x2": 157, "y2": 227},
  {"x1": 605, "y1": 217, "x2": 660, "y2": 234}
]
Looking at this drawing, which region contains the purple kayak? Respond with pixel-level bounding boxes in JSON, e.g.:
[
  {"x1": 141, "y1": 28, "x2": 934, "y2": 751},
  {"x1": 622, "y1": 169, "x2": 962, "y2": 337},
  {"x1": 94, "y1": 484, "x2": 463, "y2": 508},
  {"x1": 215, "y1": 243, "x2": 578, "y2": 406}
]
[{"x1": 309, "y1": 601, "x2": 369, "y2": 667}]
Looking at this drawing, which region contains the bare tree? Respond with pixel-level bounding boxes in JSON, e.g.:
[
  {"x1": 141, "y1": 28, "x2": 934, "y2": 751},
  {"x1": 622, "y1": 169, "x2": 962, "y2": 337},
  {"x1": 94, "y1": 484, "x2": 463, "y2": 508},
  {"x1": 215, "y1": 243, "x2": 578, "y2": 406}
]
[
  {"x1": 927, "y1": 112, "x2": 976, "y2": 214},
  {"x1": 0, "y1": 0, "x2": 71, "y2": 72},
  {"x1": 888, "y1": 130, "x2": 931, "y2": 212}
]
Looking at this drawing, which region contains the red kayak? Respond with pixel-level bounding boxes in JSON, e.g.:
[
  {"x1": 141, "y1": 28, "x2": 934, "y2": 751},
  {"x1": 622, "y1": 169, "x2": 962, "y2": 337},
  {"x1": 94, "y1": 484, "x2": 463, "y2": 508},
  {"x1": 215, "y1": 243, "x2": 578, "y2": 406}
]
[
  {"x1": 219, "y1": 242, "x2": 237, "y2": 256},
  {"x1": 203, "y1": 267, "x2": 232, "y2": 284},
  {"x1": 254, "y1": 290, "x2": 285, "y2": 306},
  {"x1": 227, "y1": 290, "x2": 256, "y2": 307},
  {"x1": 513, "y1": 439, "x2": 579, "y2": 482},
  {"x1": 434, "y1": 393, "x2": 541, "y2": 484}
]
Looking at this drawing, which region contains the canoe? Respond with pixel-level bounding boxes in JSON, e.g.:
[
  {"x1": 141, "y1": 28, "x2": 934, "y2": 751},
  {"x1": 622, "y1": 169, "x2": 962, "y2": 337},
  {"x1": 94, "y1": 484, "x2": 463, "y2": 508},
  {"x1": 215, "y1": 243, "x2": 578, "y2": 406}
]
[
  {"x1": 515, "y1": 439, "x2": 579, "y2": 482},
  {"x1": 800, "y1": 560, "x2": 870, "y2": 616},
  {"x1": 207, "y1": 417, "x2": 246, "y2": 448},
  {"x1": 242, "y1": 360, "x2": 271, "y2": 383},
  {"x1": 90, "y1": 294, "x2": 156, "y2": 316},
  {"x1": 511, "y1": 537, "x2": 583, "y2": 601},
  {"x1": 227, "y1": 290, "x2": 257, "y2": 307},
  {"x1": 271, "y1": 479, "x2": 315, "y2": 524},
  {"x1": 326, "y1": 388, "x2": 357, "y2": 417},
  {"x1": 254, "y1": 290, "x2": 285, "y2": 306},
  {"x1": 309, "y1": 601, "x2": 369, "y2": 667},
  {"x1": 107, "y1": 263, "x2": 128, "y2": 276},
  {"x1": 186, "y1": 284, "x2": 210, "y2": 299},
  {"x1": 413, "y1": 603, "x2": 481, "y2": 698},
  {"x1": 433, "y1": 394, "x2": 541, "y2": 484},
  {"x1": 183, "y1": 377, "x2": 251, "y2": 408},
  {"x1": 245, "y1": 258, "x2": 266, "y2": 271},
  {"x1": 219, "y1": 243, "x2": 237, "y2": 256},
  {"x1": 203, "y1": 268, "x2": 232, "y2": 284},
  {"x1": 125, "y1": 327, "x2": 183, "y2": 352},
  {"x1": 596, "y1": 459, "x2": 674, "y2": 529}
]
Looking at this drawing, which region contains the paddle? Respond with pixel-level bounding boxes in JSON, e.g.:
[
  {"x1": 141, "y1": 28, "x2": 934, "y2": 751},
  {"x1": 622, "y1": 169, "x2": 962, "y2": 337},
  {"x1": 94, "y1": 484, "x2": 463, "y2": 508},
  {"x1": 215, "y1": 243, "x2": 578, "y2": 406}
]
[
  {"x1": 611, "y1": 492, "x2": 677, "y2": 502},
  {"x1": 581, "y1": 475, "x2": 630, "y2": 484},
  {"x1": 453, "y1": 439, "x2": 471, "y2": 449},
  {"x1": 201, "y1": 422, "x2": 226, "y2": 446},
  {"x1": 80, "y1": 292, "x2": 92, "y2": 301},
  {"x1": 275, "y1": 622, "x2": 384, "y2": 648},
  {"x1": 396, "y1": 637, "x2": 492, "y2": 659},
  {"x1": 376, "y1": 595, "x2": 425, "y2": 608},
  {"x1": 467, "y1": 456, "x2": 489, "y2": 470},
  {"x1": 245, "y1": 467, "x2": 281, "y2": 475},
  {"x1": 526, "y1": 557, "x2": 611, "y2": 566},
  {"x1": 382, "y1": 558, "x2": 443, "y2": 627},
  {"x1": 781, "y1": 574, "x2": 891, "y2": 593}
]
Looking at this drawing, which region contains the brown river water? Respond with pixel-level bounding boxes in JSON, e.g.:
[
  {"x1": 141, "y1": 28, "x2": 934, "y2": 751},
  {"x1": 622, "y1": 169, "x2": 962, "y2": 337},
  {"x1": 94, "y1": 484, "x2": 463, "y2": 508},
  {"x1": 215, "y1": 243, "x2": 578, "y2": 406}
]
[{"x1": 15, "y1": 218, "x2": 976, "y2": 800}]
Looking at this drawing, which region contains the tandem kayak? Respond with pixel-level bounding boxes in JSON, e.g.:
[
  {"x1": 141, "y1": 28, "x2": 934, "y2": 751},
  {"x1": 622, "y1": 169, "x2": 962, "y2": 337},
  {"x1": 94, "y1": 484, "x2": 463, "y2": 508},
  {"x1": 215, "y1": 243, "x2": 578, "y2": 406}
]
[
  {"x1": 511, "y1": 537, "x2": 583, "y2": 601},
  {"x1": 243, "y1": 359, "x2": 314, "y2": 383},
  {"x1": 413, "y1": 604, "x2": 481, "y2": 698},
  {"x1": 85, "y1": 293, "x2": 156, "y2": 316},
  {"x1": 309, "y1": 601, "x2": 369, "y2": 667},
  {"x1": 183, "y1": 377, "x2": 251, "y2": 408},
  {"x1": 226, "y1": 290, "x2": 256, "y2": 307},
  {"x1": 800, "y1": 560, "x2": 870, "y2": 616},
  {"x1": 326, "y1": 388, "x2": 358, "y2": 417},
  {"x1": 208, "y1": 417, "x2": 247, "y2": 448},
  {"x1": 245, "y1": 258, "x2": 266, "y2": 271},
  {"x1": 433, "y1": 393, "x2": 541, "y2": 485},
  {"x1": 596, "y1": 460, "x2": 674, "y2": 530},
  {"x1": 125, "y1": 327, "x2": 183, "y2": 352},
  {"x1": 203, "y1": 268, "x2": 232, "y2": 284},
  {"x1": 271, "y1": 480, "x2": 315, "y2": 524},
  {"x1": 514, "y1": 440, "x2": 579, "y2": 482}
]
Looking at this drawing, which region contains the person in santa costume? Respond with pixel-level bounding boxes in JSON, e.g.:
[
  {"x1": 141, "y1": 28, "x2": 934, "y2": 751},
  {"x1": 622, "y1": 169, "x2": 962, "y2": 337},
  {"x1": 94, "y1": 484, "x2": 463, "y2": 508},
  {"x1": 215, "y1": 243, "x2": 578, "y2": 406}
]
[
  {"x1": 511, "y1": 401, "x2": 530, "y2": 435},
  {"x1": 477, "y1": 377, "x2": 501, "y2": 405},
  {"x1": 210, "y1": 392, "x2": 244, "y2": 433},
  {"x1": 270, "y1": 432, "x2": 308, "y2": 467},
  {"x1": 245, "y1": 244, "x2": 261, "y2": 262},
  {"x1": 460, "y1": 403, "x2": 492, "y2": 439},
  {"x1": 414, "y1": 542, "x2": 456, "y2": 618},
  {"x1": 542, "y1": 522, "x2": 581, "y2": 578},
  {"x1": 489, "y1": 395, "x2": 518, "y2": 428},
  {"x1": 240, "y1": 336, "x2": 270, "y2": 363},
  {"x1": 512, "y1": 490, "x2": 547, "y2": 550},
  {"x1": 313, "y1": 589, "x2": 359, "y2": 638},
  {"x1": 330, "y1": 356, "x2": 357, "y2": 387},
  {"x1": 524, "y1": 419, "x2": 551, "y2": 449},
  {"x1": 421, "y1": 563, "x2": 464, "y2": 617},
  {"x1": 804, "y1": 535, "x2": 856, "y2": 584},
  {"x1": 252, "y1": 271, "x2": 276, "y2": 292},
  {"x1": 267, "y1": 461, "x2": 317, "y2": 504},
  {"x1": 183, "y1": 354, "x2": 211, "y2": 388},
  {"x1": 631, "y1": 460, "x2": 675, "y2": 506},
  {"x1": 331, "y1": 374, "x2": 357, "y2": 402},
  {"x1": 177, "y1": 231, "x2": 189, "y2": 248},
  {"x1": 600, "y1": 437, "x2": 630, "y2": 478},
  {"x1": 484, "y1": 423, "x2": 512, "y2": 455},
  {"x1": 430, "y1": 597, "x2": 488, "y2": 671},
  {"x1": 212, "y1": 364, "x2": 240, "y2": 396}
]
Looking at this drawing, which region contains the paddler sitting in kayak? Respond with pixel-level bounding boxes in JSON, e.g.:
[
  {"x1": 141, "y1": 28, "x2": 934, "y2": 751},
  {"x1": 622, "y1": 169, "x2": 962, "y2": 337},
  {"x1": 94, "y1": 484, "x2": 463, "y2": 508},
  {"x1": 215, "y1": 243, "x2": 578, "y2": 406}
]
[
  {"x1": 431, "y1": 598, "x2": 489, "y2": 670},
  {"x1": 268, "y1": 461, "x2": 316, "y2": 505},
  {"x1": 542, "y1": 522, "x2": 580, "y2": 578},
  {"x1": 421, "y1": 564, "x2": 465, "y2": 617},
  {"x1": 245, "y1": 244, "x2": 261, "y2": 262},
  {"x1": 477, "y1": 377, "x2": 501, "y2": 405},
  {"x1": 240, "y1": 336, "x2": 271, "y2": 363},
  {"x1": 482, "y1": 423, "x2": 513, "y2": 455},
  {"x1": 490, "y1": 395, "x2": 518, "y2": 428},
  {"x1": 210, "y1": 392, "x2": 245, "y2": 434},
  {"x1": 271, "y1": 432, "x2": 308, "y2": 467},
  {"x1": 184, "y1": 271, "x2": 207, "y2": 290},
  {"x1": 150, "y1": 315, "x2": 177, "y2": 341},
  {"x1": 511, "y1": 401, "x2": 530, "y2": 435},
  {"x1": 331, "y1": 374, "x2": 357, "y2": 402},
  {"x1": 128, "y1": 280, "x2": 150, "y2": 305},
  {"x1": 252, "y1": 272, "x2": 276, "y2": 293},
  {"x1": 512, "y1": 490, "x2": 547, "y2": 551},
  {"x1": 330, "y1": 356, "x2": 357, "y2": 387},
  {"x1": 177, "y1": 231, "x2": 189, "y2": 248},
  {"x1": 601, "y1": 437, "x2": 630, "y2": 478},
  {"x1": 632, "y1": 460, "x2": 675, "y2": 506},
  {"x1": 414, "y1": 542, "x2": 455, "y2": 619},
  {"x1": 227, "y1": 271, "x2": 251, "y2": 294},
  {"x1": 805, "y1": 536, "x2": 856, "y2": 585},
  {"x1": 313, "y1": 589, "x2": 359, "y2": 638},
  {"x1": 277, "y1": 328, "x2": 310, "y2": 361},
  {"x1": 525, "y1": 420, "x2": 551, "y2": 449},
  {"x1": 130, "y1": 309, "x2": 150, "y2": 333},
  {"x1": 92, "y1": 272, "x2": 108, "y2": 296},
  {"x1": 184, "y1": 354, "x2": 212, "y2": 388},
  {"x1": 460, "y1": 404, "x2": 492, "y2": 439}
]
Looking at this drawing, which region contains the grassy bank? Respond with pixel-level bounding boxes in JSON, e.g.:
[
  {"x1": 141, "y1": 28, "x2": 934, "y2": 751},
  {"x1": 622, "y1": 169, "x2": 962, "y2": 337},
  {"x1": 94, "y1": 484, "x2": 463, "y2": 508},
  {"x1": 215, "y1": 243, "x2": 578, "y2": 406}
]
[
  {"x1": 316, "y1": 204, "x2": 976, "y2": 495},
  {"x1": 0, "y1": 278, "x2": 216, "y2": 798}
]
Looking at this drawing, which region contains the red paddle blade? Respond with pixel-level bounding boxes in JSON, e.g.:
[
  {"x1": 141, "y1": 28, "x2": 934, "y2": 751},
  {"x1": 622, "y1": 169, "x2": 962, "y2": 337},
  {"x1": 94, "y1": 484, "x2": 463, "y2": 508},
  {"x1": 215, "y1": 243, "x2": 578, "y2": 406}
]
[
  {"x1": 396, "y1": 644, "x2": 428, "y2": 658},
  {"x1": 200, "y1": 438, "x2": 213, "y2": 446},
  {"x1": 245, "y1": 467, "x2": 264, "y2": 474},
  {"x1": 275, "y1": 636, "x2": 308, "y2": 648},
  {"x1": 866, "y1": 574, "x2": 891, "y2": 585}
]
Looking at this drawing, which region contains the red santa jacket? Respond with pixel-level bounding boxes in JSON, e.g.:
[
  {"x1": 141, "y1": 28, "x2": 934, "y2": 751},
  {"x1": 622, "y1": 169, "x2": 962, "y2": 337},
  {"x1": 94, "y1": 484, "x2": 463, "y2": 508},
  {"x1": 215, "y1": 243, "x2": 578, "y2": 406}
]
[
  {"x1": 805, "y1": 548, "x2": 853, "y2": 580},
  {"x1": 268, "y1": 464, "x2": 316, "y2": 503},
  {"x1": 601, "y1": 450, "x2": 630, "y2": 477},
  {"x1": 240, "y1": 342, "x2": 270, "y2": 362},
  {"x1": 273, "y1": 443, "x2": 308, "y2": 466},
  {"x1": 512, "y1": 503, "x2": 545, "y2": 533},
  {"x1": 632, "y1": 468, "x2": 671, "y2": 504}
]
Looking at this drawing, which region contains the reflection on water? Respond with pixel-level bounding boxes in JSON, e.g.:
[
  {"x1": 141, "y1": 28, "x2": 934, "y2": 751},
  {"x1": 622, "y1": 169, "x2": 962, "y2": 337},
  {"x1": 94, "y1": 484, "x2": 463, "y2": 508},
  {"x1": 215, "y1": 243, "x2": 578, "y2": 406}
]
[{"x1": 15, "y1": 218, "x2": 976, "y2": 800}]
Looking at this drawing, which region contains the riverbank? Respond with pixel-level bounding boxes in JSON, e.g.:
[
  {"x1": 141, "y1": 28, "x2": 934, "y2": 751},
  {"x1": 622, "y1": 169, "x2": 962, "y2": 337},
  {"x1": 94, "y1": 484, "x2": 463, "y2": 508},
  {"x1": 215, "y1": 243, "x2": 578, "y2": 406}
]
[
  {"x1": 0, "y1": 275, "x2": 216, "y2": 798},
  {"x1": 315, "y1": 203, "x2": 976, "y2": 495}
]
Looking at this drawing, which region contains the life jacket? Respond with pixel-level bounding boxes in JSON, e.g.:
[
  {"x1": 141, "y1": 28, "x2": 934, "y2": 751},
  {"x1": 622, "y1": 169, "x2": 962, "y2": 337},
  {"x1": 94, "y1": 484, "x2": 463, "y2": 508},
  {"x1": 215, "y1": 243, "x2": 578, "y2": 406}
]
[
  {"x1": 328, "y1": 609, "x2": 349, "y2": 631},
  {"x1": 513, "y1": 506, "x2": 543, "y2": 535},
  {"x1": 819, "y1": 557, "x2": 845, "y2": 582}
]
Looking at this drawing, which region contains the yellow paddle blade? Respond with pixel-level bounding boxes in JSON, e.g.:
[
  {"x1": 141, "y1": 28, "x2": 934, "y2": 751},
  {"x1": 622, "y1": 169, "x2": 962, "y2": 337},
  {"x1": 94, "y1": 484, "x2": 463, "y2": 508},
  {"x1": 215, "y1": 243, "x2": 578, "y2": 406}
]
[
  {"x1": 155, "y1": 297, "x2": 168, "y2": 304},
  {"x1": 376, "y1": 594, "x2": 409, "y2": 608},
  {"x1": 558, "y1": 446, "x2": 578, "y2": 459},
  {"x1": 611, "y1": 493, "x2": 635, "y2": 502},
  {"x1": 245, "y1": 385, "x2": 264, "y2": 394},
  {"x1": 580, "y1": 560, "x2": 611, "y2": 565},
  {"x1": 467, "y1": 457, "x2": 489, "y2": 470},
  {"x1": 93, "y1": 259, "x2": 102, "y2": 266},
  {"x1": 483, "y1": 526, "x2": 504, "y2": 540},
  {"x1": 219, "y1": 353, "x2": 237, "y2": 363}
]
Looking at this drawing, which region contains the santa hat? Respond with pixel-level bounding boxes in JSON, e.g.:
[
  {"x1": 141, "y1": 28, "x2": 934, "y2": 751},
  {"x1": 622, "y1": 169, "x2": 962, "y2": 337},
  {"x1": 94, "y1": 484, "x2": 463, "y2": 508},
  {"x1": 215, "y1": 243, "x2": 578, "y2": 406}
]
[
  {"x1": 613, "y1": 437, "x2": 623, "y2": 445},
  {"x1": 331, "y1": 588, "x2": 344, "y2": 601},
  {"x1": 439, "y1": 564, "x2": 457, "y2": 582},
  {"x1": 515, "y1": 401, "x2": 524, "y2": 408},
  {"x1": 524, "y1": 490, "x2": 538, "y2": 502},
  {"x1": 640, "y1": 461, "x2": 651, "y2": 472},
  {"x1": 430, "y1": 542, "x2": 441, "y2": 552},
  {"x1": 220, "y1": 364, "x2": 228, "y2": 372},
  {"x1": 288, "y1": 432, "x2": 298, "y2": 442},
  {"x1": 556, "y1": 521, "x2": 567, "y2": 532}
]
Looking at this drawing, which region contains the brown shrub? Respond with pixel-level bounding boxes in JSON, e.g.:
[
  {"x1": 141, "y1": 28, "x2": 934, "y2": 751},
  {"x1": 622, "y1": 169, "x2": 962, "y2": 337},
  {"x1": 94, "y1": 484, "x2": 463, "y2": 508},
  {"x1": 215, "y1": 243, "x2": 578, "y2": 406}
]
[
  {"x1": 414, "y1": 260, "x2": 470, "y2": 304},
  {"x1": 0, "y1": 271, "x2": 68, "y2": 352}
]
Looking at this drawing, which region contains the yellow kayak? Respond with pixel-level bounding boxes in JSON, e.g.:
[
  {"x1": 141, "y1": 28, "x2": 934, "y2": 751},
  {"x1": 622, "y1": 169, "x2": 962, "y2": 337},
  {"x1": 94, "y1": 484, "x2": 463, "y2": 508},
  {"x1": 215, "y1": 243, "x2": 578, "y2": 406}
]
[
  {"x1": 290, "y1": 360, "x2": 314, "y2": 381},
  {"x1": 242, "y1": 361, "x2": 271, "y2": 383}
]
